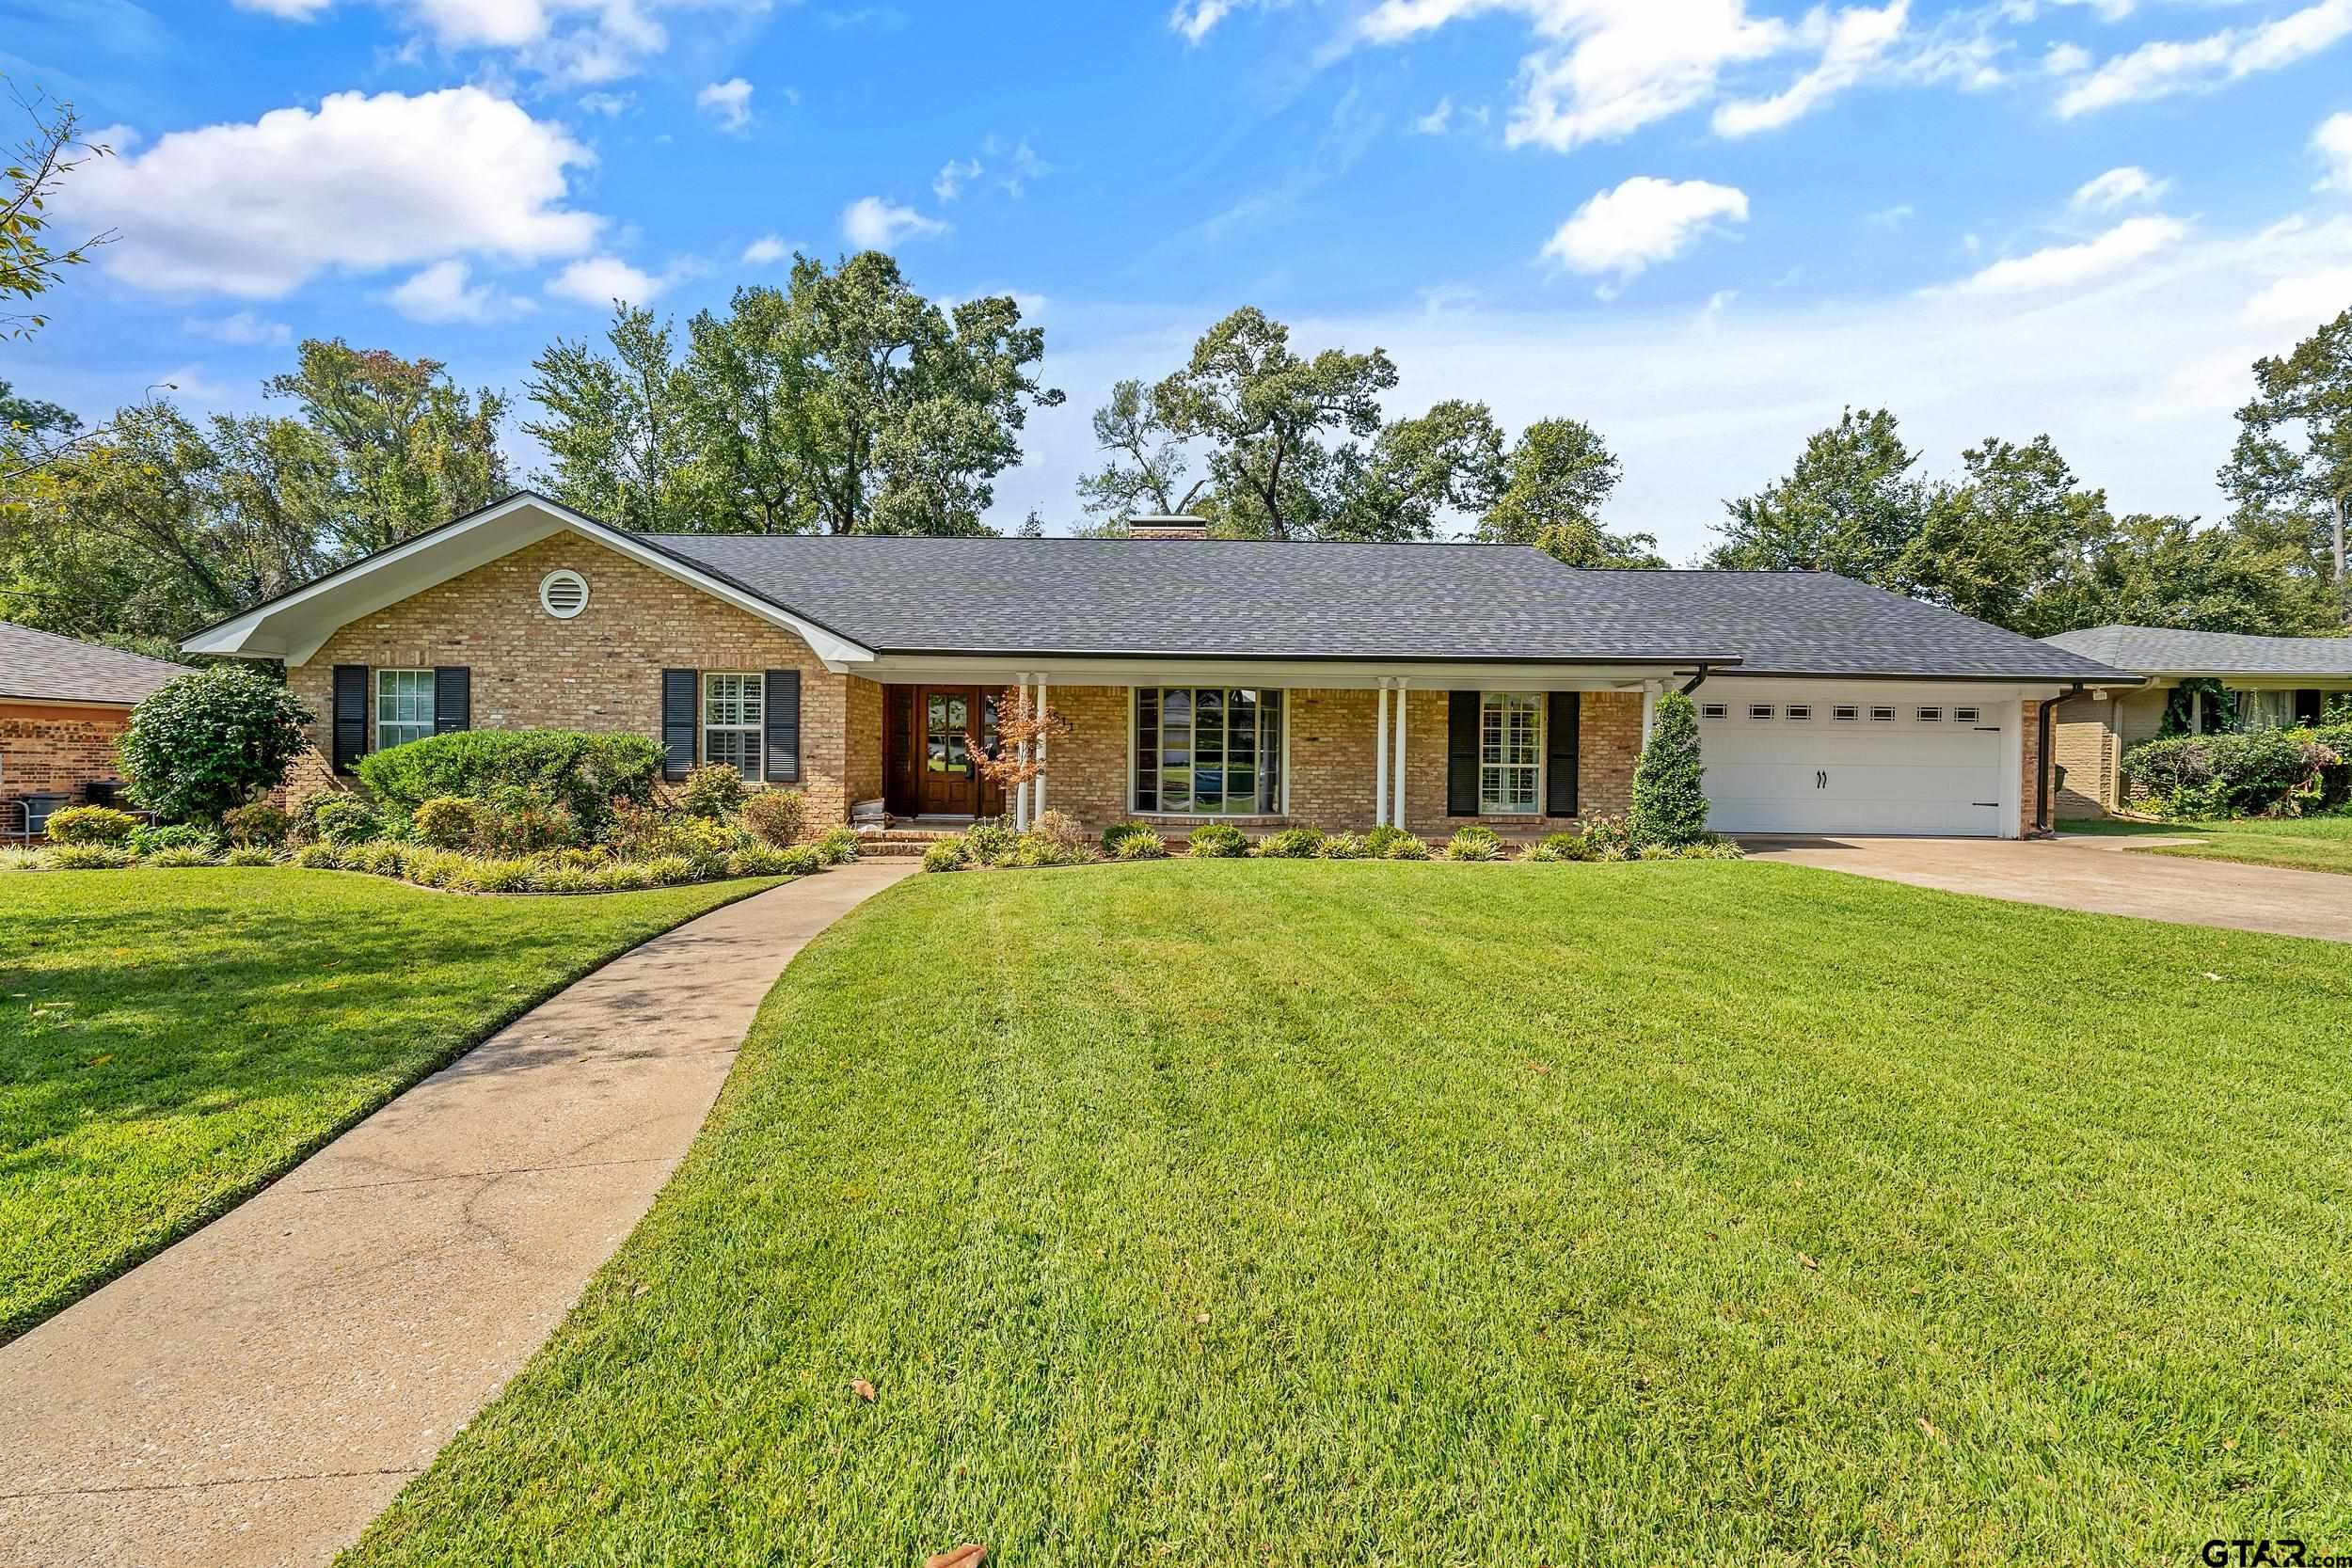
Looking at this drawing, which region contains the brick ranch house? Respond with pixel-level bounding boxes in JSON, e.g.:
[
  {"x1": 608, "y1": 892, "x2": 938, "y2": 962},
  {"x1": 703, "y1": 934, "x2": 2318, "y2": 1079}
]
[
  {"x1": 1, "y1": 622, "x2": 184, "y2": 836},
  {"x1": 183, "y1": 494, "x2": 2138, "y2": 841}
]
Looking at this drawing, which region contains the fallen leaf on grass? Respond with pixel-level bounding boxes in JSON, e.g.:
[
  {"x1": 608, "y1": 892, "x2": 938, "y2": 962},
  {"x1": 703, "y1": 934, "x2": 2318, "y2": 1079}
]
[
  {"x1": 926, "y1": 1546, "x2": 985, "y2": 1568},
  {"x1": 1194, "y1": 1312, "x2": 1211, "y2": 1325},
  {"x1": 1526, "y1": 1061, "x2": 1552, "y2": 1074},
  {"x1": 1916, "y1": 1418, "x2": 1941, "y2": 1441},
  {"x1": 850, "y1": 1378, "x2": 877, "y2": 1402},
  {"x1": 1796, "y1": 1253, "x2": 1820, "y2": 1271}
]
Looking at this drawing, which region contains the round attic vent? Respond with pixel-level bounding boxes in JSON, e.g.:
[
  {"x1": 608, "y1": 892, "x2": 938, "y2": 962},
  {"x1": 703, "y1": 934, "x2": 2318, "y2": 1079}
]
[{"x1": 539, "y1": 569, "x2": 590, "y2": 620}]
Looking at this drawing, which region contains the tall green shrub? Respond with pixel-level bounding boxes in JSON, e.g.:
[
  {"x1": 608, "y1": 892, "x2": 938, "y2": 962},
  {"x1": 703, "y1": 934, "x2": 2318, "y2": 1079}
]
[
  {"x1": 355, "y1": 729, "x2": 661, "y2": 833},
  {"x1": 119, "y1": 666, "x2": 314, "y2": 824},
  {"x1": 1629, "y1": 690, "x2": 1709, "y2": 847}
]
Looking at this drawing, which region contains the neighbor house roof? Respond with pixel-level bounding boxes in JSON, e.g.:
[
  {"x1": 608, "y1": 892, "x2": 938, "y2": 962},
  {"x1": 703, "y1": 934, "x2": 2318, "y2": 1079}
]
[
  {"x1": 2042, "y1": 625, "x2": 2352, "y2": 678},
  {"x1": 643, "y1": 531, "x2": 2135, "y2": 680},
  {"x1": 0, "y1": 621, "x2": 184, "y2": 705}
]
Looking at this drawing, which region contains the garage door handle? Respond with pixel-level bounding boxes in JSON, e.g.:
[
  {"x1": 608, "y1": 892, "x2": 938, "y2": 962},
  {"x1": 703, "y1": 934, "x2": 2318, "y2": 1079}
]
[{"x1": 1816, "y1": 769, "x2": 1827, "y2": 789}]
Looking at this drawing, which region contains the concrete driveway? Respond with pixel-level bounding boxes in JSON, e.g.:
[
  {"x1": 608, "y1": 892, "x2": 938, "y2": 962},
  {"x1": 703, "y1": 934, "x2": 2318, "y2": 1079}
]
[{"x1": 1740, "y1": 834, "x2": 2352, "y2": 942}]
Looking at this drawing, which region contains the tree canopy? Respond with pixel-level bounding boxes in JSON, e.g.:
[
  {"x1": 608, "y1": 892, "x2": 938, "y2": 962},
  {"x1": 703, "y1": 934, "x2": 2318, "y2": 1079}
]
[
  {"x1": 2221, "y1": 307, "x2": 2352, "y2": 620},
  {"x1": 1, "y1": 82, "x2": 114, "y2": 340}
]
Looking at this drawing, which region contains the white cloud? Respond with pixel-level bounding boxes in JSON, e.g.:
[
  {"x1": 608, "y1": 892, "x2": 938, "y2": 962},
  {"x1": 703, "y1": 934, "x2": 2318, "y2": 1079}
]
[
  {"x1": 231, "y1": 0, "x2": 770, "y2": 84},
  {"x1": 933, "y1": 156, "x2": 981, "y2": 201},
  {"x1": 2049, "y1": 0, "x2": 2135, "y2": 20},
  {"x1": 841, "y1": 196, "x2": 948, "y2": 249},
  {"x1": 2315, "y1": 112, "x2": 2352, "y2": 190},
  {"x1": 2244, "y1": 266, "x2": 2352, "y2": 325},
  {"x1": 2058, "y1": 0, "x2": 2352, "y2": 116},
  {"x1": 1943, "y1": 214, "x2": 2186, "y2": 294},
  {"x1": 387, "y1": 258, "x2": 529, "y2": 323},
  {"x1": 2071, "y1": 166, "x2": 2167, "y2": 212},
  {"x1": 1712, "y1": 0, "x2": 1907, "y2": 137},
  {"x1": 232, "y1": 0, "x2": 330, "y2": 16},
  {"x1": 1413, "y1": 96, "x2": 1454, "y2": 134},
  {"x1": 185, "y1": 309, "x2": 293, "y2": 346},
  {"x1": 1170, "y1": 0, "x2": 1238, "y2": 43},
  {"x1": 740, "y1": 234, "x2": 800, "y2": 265},
  {"x1": 577, "y1": 89, "x2": 634, "y2": 116},
  {"x1": 62, "y1": 88, "x2": 601, "y2": 299},
  {"x1": 545, "y1": 254, "x2": 682, "y2": 307},
  {"x1": 696, "y1": 77, "x2": 754, "y2": 133},
  {"x1": 2042, "y1": 41, "x2": 2091, "y2": 75},
  {"x1": 1540, "y1": 175, "x2": 1749, "y2": 284}
]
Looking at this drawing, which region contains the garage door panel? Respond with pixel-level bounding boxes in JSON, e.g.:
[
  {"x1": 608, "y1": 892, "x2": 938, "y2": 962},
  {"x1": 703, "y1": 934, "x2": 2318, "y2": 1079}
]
[{"x1": 1696, "y1": 697, "x2": 2007, "y2": 836}]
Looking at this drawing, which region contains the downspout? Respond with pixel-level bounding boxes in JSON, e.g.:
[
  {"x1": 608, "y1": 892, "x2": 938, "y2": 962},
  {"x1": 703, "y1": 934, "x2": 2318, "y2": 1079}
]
[
  {"x1": 2036, "y1": 683, "x2": 2085, "y2": 836},
  {"x1": 1678, "y1": 664, "x2": 1711, "y2": 696}
]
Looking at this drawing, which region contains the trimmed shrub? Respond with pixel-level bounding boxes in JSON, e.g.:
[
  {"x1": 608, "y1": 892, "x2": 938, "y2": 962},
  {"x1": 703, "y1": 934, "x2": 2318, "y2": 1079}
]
[
  {"x1": 1011, "y1": 835, "x2": 1093, "y2": 867},
  {"x1": 1319, "y1": 832, "x2": 1369, "y2": 860},
  {"x1": 1113, "y1": 828, "x2": 1168, "y2": 860},
  {"x1": 727, "y1": 844, "x2": 797, "y2": 878},
  {"x1": 1029, "y1": 810, "x2": 1090, "y2": 853},
  {"x1": 292, "y1": 842, "x2": 343, "y2": 869},
  {"x1": 742, "y1": 789, "x2": 809, "y2": 847},
  {"x1": 44, "y1": 805, "x2": 139, "y2": 845},
  {"x1": 46, "y1": 843, "x2": 136, "y2": 870},
  {"x1": 680, "y1": 763, "x2": 750, "y2": 822},
  {"x1": 311, "y1": 797, "x2": 383, "y2": 846},
  {"x1": 1188, "y1": 822, "x2": 1249, "y2": 858},
  {"x1": 356, "y1": 729, "x2": 662, "y2": 835},
  {"x1": 222, "y1": 802, "x2": 291, "y2": 847},
  {"x1": 1445, "y1": 825, "x2": 1502, "y2": 862},
  {"x1": 777, "y1": 845, "x2": 826, "y2": 876},
  {"x1": 223, "y1": 845, "x2": 279, "y2": 867},
  {"x1": 1536, "y1": 830, "x2": 1596, "y2": 862},
  {"x1": 476, "y1": 785, "x2": 580, "y2": 855},
  {"x1": 129, "y1": 823, "x2": 218, "y2": 856},
  {"x1": 1384, "y1": 832, "x2": 1431, "y2": 861},
  {"x1": 1580, "y1": 815, "x2": 1636, "y2": 861},
  {"x1": 922, "y1": 838, "x2": 969, "y2": 873},
  {"x1": 1629, "y1": 690, "x2": 1710, "y2": 847},
  {"x1": 963, "y1": 820, "x2": 1020, "y2": 866},
  {"x1": 119, "y1": 664, "x2": 311, "y2": 825},
  {"x1": 1363, "y1": 825, "x2": 1413, "y2": 858},
  {"x1": 412, "y1": 796, "x2": 484, "y2": 850},
  {"x1": 814, "y1": 827, "x2": 862, "y2": 864},
  {"x1": 1255, "y1": 827, "x2": 1326, "y2": 859},
  {"x1": 2123, "y1": 730, "x2": 2339, "y2": 817},
  {"x1": 1101, "y1": 820, "x2": 1160, "y2": 856}
]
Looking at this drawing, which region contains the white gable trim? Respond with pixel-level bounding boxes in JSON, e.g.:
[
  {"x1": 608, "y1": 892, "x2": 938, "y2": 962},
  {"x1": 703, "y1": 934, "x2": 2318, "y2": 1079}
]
[{"x1": 181, "y1": 495, "x2": 877, "y2": 668}]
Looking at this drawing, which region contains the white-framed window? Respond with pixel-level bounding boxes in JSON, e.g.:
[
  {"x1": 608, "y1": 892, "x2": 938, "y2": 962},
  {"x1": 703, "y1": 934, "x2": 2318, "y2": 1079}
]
[
  {"x1": 1869, "y1": 705, "x2": 1896, "y2": 722},
  {"x1": 1700, "y1": 702, "x2": 1728, "y2": 720},
  {"x1": 1785, "y1": 704, "x2": 1812, "y2": 721},
  {"x1": 1748, "y1": 703, "x2": 1775, "y2": 720},
  {"x1": 702, "y1": 672, "x2": 765, "y2": 781},
  {"x1": 1133, "y1": 688, "x2": 1283, "y2": 814},
  {"x1": 1480, "y1": 692, "x2": 1542, "y2": 815},
  {"x1": 1953, "y1": 705, "x2": 1981, "y2": 724},
  {"x1": 1833, "y1": 705, "x2": 1860, "y2": 722},
  {"x1": 1917, "y1": 706, "x2": 1944, "y2": 723},
  {"x1": 376, "y1": 669, "x2": 435, "y2": 751}
]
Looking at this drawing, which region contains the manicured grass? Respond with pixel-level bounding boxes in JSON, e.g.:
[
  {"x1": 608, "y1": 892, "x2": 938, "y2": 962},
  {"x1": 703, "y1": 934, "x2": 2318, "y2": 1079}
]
[
  {"x1": 0, "y1": 867, "x2": 785, "y2": 1343},
  {"x1": 2062, "y1": 813, "x2": 2352, "y2": 875},
  {"x1": 346, "y1": 861, "x2": 2352, "y2": 1566}
]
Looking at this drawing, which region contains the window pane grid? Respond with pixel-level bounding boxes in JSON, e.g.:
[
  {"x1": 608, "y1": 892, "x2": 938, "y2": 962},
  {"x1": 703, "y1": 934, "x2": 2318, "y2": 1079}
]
[
  {"x1": 376, "y1": 670, "x2": 434, "y2": 751},
  {"x1": 703, "y1": 673, "x2": 765, "y2": 781},
  {"x1": 1479, "y1": 693, "x2": 1541, "y2": 815},
  {"x1": 1133, "y1": 688, "x2": 1282, "y2": 814}
]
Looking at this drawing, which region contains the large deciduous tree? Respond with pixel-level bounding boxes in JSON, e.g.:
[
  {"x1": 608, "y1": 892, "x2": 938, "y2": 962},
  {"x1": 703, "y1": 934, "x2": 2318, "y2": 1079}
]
[
  {"x1": 524, "y1": 306, "x2": 699, "y2": 531},
  {"x1": 1708, "y1": 406, "x2": 1924, "y2": 582},
  {"x1": 2024, "y1": 512, "x2": 2338, "y2": 639},
  {"x1": 1474, "y1": 418, "x2": 1661, "y2": 567},
  {"x1": 1, "y1": 82, "x2": 115, "y2": 340},
  {"x1": 1900, "y1": 435, "x2": 2106, "y2": 630}
]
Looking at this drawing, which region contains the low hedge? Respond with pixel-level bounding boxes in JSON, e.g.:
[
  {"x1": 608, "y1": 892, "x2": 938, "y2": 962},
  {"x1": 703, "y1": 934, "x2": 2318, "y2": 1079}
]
[
  {"x1": 2122, "y1": 726, "x2": 2346, "y2": 818},
  {"x1": 355, "y1": 729, "x2": 663, "y2": 833}
]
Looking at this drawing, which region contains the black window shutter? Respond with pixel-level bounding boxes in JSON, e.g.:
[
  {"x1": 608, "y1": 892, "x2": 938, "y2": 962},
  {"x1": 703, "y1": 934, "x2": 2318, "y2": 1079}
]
[
  {"x1": 1446, "y1": 690, "x2": 1480, "y2": 816},
  {"x1": 332, "y1": 665, "x2": 367, "y2": 775},
  {"x1": 1546, "y1": 691, "x2": 1581, "y2": 817},
  {"x1": 765, "y1": 670, "x2": 801, "y2": 784},
  {"x1": 661, "y1": 669, "x2": 697, "y2": 781},
  {"x1": 433, "y1": 667, "x2": 470, "y2": 734}
]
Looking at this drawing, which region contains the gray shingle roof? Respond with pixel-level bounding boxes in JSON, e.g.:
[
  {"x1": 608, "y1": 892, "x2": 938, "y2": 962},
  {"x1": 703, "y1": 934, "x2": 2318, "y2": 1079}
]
[
  {"x1": 2042, "y1": 625, "x2": 2352, "y2": 677},
  {"x1": 0, "y1": 622, "x2": 185, "y2": 705},
  {"x1": 639, "y1": 533, "x2": 2132, "y2": 680}
]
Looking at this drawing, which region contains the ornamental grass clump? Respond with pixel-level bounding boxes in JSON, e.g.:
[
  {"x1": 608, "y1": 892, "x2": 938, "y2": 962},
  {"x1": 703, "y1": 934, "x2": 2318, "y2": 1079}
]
[
  {"x1": 1319, "y1": 832, "x2": 1369, "y2": 860},
  {"x1": 1112, "y1": 828, "x2": 1168, "y2": 860},
  {"x1": 145, "y1": 846, "x2": 220, "y2": 869},
  {"x1": 1186, "y1": 822, "x2": 1249, "y2": 858},
  {"x1": 1255, "y1": 827, "x2": 1325, "y2": 859},
  {"x1": 44, "y1": 843, "x2": 136, "y2": 870},
  {"x1": 814, "y1": 827, "x2": 862, "y2": 864},
  {"x1": 1445, "y1": 824, "x2": 1504, "y2": 862},
  {"x1": 921, "y1": 838, "x2": 969, "y2": 873},
  {"x1": 223, "y1": 846, "x2": 279, "y2": 867},
  {"x1": 1102, "y1": 820, "x2": 1160, "y2": 856}
]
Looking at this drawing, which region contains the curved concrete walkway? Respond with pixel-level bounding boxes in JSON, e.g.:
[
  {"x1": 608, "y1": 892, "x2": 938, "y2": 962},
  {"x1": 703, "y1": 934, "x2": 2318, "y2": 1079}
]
[
  {"x1": 1741, "y1": 834, "x2": 2352, "y2": 942},
  {"x1": 0, "y1": 861, "x2": 915, "y2": 1568}
]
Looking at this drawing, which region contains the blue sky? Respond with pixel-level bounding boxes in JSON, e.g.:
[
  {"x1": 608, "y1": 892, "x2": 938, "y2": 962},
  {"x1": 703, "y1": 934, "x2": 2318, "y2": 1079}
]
[{"x1": 8, "y1": 0, "x2": 2352, "y2": 558}]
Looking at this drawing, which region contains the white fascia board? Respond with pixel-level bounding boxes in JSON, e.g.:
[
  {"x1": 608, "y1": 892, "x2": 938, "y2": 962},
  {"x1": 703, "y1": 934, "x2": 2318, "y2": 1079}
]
[
  {"x1": 182, "y1": 496, "x2": 874, "y2": 667},
  {"x1": 853, "y1": 655, "x2": 1720, "y2": 689}
]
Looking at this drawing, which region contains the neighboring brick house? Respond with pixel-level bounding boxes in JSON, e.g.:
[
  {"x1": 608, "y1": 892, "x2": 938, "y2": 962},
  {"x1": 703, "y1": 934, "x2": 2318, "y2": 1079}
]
[
  {"x1": 184, "y1": 494, "x2": 2137, "y2": 841},
  {"x1": 0, "y1": 623, "x2": 185, "y2": 836},
  {"x1": 2038, "y1": 626, "x2": 2352, "y2": 817}
]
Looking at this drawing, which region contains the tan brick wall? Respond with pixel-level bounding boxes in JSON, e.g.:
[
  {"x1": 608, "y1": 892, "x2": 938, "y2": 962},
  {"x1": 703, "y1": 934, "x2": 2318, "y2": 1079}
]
[
  {"x1": 2022, "y1": 700, "x2": 2044, "y2": 835},
  {"x1": 290, "y1": 530, "x2": 857, "y2": 823},
  {"x1": 2051, "y1": 693, "x2": 2115, "y2": 818},
  {"x1": 0, "y1": 703, "x2": 133, "y2": 816},
  {"x1": 1021, "y1": 683, "x2": 1643, "y2": 839}
]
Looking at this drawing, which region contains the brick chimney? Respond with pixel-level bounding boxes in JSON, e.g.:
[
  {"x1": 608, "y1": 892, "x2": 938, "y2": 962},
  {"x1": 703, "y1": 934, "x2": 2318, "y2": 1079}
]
[{"x1": 1127, "y1": 515, "x2": 1211, "y2": 539}]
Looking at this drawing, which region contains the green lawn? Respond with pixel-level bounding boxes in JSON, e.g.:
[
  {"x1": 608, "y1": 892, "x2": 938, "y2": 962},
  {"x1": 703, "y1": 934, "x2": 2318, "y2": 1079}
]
[
  {"x1": 0, "y1": 866, "x2": 784, "y2": 1343},
  {"x1": 2062, "y1": 813, "x2": 2352, "y2": 875},
  {"x1": 345, "y1": 861, "x2": 2352, "y2": 1566}
]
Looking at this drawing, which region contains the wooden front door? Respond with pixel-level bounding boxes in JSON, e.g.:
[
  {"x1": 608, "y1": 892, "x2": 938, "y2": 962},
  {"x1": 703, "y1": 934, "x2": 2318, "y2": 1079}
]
[{"x1": 884, "y1": 686, "x2": 1007, "y2": 818}]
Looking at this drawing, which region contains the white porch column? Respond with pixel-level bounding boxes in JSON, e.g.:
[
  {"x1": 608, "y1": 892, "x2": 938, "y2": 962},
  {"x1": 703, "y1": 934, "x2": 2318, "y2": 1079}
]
[
  {"x1": 1013, "y1": 672, "x2": 1031, "y2": 830},
  {"x1": 1034, "y1": 673, "x2": 1049, "y2": 819},
  {"x1": 1374, "y1": 683, "x2": 1391, "y2": 828},
  {"x1": 1391, "y1": 680, "x2": 1408, "y2": 830},
  {"x1": 1640, "y1": 681, "x2": 1660, "y2": 750}
]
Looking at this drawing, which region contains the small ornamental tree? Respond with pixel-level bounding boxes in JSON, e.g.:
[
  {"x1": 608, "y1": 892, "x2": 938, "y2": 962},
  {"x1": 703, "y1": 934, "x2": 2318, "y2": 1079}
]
[
  {"x1": 119, "y1": 665, "x2": 314, "y2": 824},
  {"x1": 1628, "y1": 689, "x2": 1710, "y2": 848},
  {"x1": 970, "y1": 687, "x2": 1073, "y2": 795}
]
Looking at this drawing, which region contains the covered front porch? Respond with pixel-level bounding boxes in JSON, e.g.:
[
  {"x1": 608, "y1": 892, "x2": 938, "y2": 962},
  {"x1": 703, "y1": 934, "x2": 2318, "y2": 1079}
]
[{"x1": 866, "y1": 658, "x2": 1692, "y2": 839}]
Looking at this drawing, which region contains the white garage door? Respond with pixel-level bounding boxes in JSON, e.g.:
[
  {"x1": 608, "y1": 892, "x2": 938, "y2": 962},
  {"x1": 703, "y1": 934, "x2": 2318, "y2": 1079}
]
[{"x1": 1696, "y1": 691, "x2": 2008, "y2": 836}]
